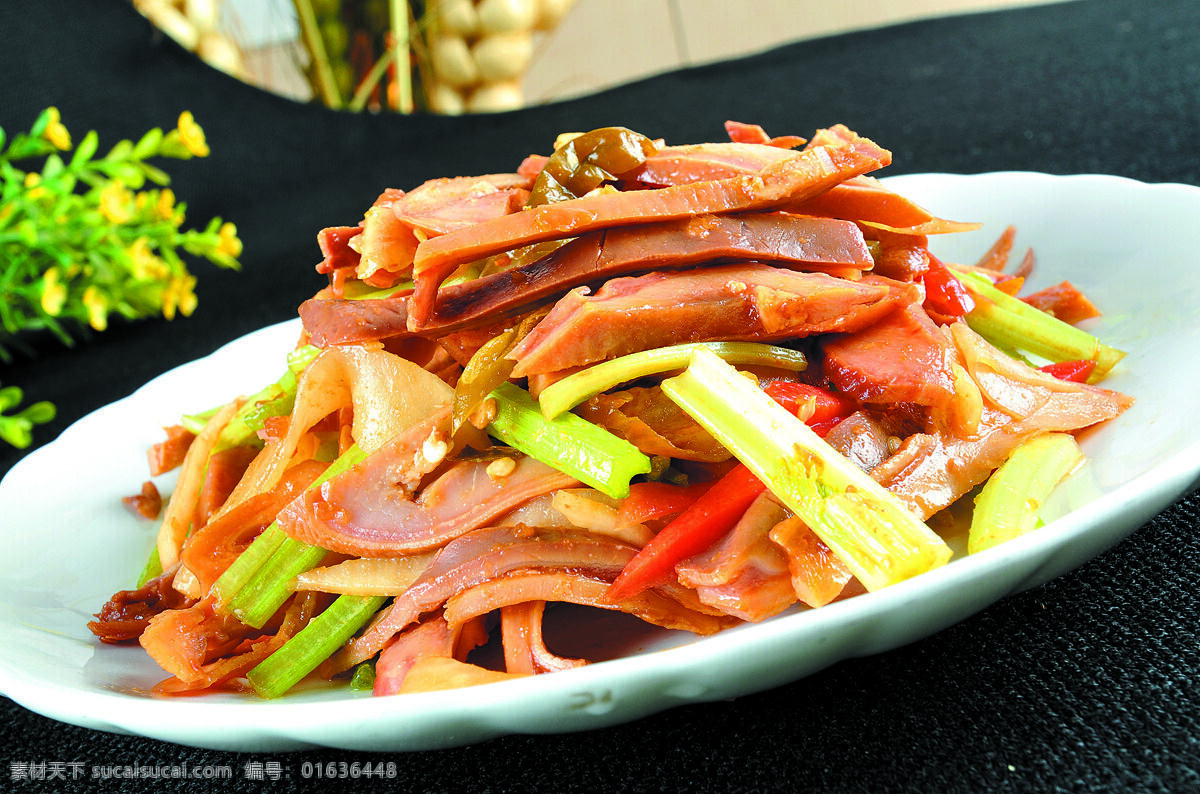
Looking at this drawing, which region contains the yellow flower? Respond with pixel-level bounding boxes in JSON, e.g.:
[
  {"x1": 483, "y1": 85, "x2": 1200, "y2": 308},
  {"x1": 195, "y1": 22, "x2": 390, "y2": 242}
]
[
  {"x1": 82, "y1": 286, "x2": 108, "y2": 331},
  {"x1": 161, "y1": 274, "x2": 197, "y2": 320},
  {"x1": 23, "y1": 172, "x2": 47, "y2": 202},
  {"x1": 176, "y1": 111, "x2": 209, "y2": 158},
  {"x1": 41, "y1": 107, "x2": 71, "y2": 151},
  {"x1": 156, "y1": 188, "x2": 177, "y2": 220},
  {"x1": 216, "y1": 222, "x2": 242, "y2": 258},
  {"x1": 98, "y1": 182, "x2": 134, "y2": 224},
  {"x1": 127, "y1": 237, "x2": 168, "y2": 281},
  {"x1": 40, "y1": 268, "x2": 67, "y2": 316}
]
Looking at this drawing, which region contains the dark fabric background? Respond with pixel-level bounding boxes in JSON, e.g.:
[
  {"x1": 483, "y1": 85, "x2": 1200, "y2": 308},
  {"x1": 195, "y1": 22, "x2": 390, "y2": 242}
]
[{"x1": 1, "y1": 0, "x2": 1198, "y2": 790}]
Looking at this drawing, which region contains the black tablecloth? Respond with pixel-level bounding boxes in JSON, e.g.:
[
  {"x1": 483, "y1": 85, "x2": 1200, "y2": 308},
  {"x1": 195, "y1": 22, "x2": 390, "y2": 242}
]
[{"x1": 2, "y1": 0, "x2": 1198, "y2": 790}]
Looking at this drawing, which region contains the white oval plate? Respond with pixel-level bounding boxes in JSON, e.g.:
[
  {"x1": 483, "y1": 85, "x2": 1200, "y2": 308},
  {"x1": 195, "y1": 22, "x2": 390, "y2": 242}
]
[{"x1": 2, "y1": 173, "x2": 1199, "y2": 752}]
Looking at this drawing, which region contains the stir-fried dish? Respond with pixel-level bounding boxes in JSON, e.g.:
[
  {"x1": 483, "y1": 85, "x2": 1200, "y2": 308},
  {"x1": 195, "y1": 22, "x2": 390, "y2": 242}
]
[{"x1": 89, "y1": 122, "x2": 1132, "y2": 698}]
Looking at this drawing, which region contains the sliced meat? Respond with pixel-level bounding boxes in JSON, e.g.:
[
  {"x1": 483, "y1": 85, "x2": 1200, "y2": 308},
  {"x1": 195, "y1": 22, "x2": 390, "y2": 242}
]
[
  {"x1": 299, "y1": 293, "x2": 412, "y2": 347},
  {"x1": 315, "y1": 225, "x2": 362, "y2": 276},
  {"x1": 871, "y1": 339, "x2": 1133, "y2": 521},
  {"x1": 631, "y1": 141, "x2": 797, "y2": 186},
  {"x1": 501, "y1": 601, "x2": 588, "y2": 675},
  {"x1": 279, "y1": 443, "x2": 580, "y2": 556},
  {"x1": 88, "y1": 566, "x2": 194, "y2": 644},
  {"x1": 675, "y1": 492, "x2": 797, "y2": 622},
  {"x1": 508, "y1": 264, "x2": 920, "y2": 377},
  {"x1": 767, "y1": 517, "x2": 853, "y2": 608},
  {"x1": 724, "y1": 120, "x2": 806, "y2": 148},
  {"x1": 409, "y1": 130, "x2": 891, "y2": 327},
  {"x1": 348, "y1": 175, "x2": 532, "y2": 287},
  {"x1": 428, "y1": 213, "x2": 875, "y2": 328},
  {"x1": 821, "y1": 410, "x2": 894, "y2": 473},
  {"x1": 373, "y1": 614, "x2": 458, "y2": 696},
  {"x1": 392, "y1": 173, "x2": 532, "y2": 237},
  {"x1": 576, "y1": 386, "x2": 731, "y2": 463},
  {"x1": 444, "y1": 571, "x2": 731, "y2": 635},
  {"x1": 822, "y1": 303, "x2": 958, "y2": 411},
  {"x1": 861, "y1": 226, "x2": 931, "y2": 281},
  {"x1": 301, "y1": 213, "x2": 873, "y2": 346},
  {"x1": 325, "y1": 526, "x2": 643, "y2": 673}
]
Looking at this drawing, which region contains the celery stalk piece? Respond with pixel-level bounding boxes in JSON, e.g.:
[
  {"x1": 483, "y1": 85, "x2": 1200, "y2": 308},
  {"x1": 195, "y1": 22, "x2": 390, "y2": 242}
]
[
  {"x1": 211, "y1": 524, "x2": 287, "y2": 606},
  {"x1": 247, "y1": 594, "x2": 387, "y2": 699},
  {"x1": 136, "y1": 544, "x2": 163, "y2": 588},
  {"x1": 229, "y1": 539, "x2": 330, "y2": 629},
  {"x1": 210, "y1": 345, "x2": 321, "y2": 452},
  {"x1": 537, "y1": 342, "x2": 808, "y2": 420},
  {"x1": 487, "y1": 382, "x2": 652, "y2": 500},
  {"x1": 342, "y1": 279, "x2": 414, "y2": 300},
  {"x1": 179, "y1": 408, "x2": 215, "y2": 435},
  {"x1": 955, "y1": 269, "x2": 1125, "y2": 380},
  {"x1": 968, "y1": 432, "x2": 1083, "y2": 554},
  {"x1": 342, "y1": 270, "x2": 473, "y2": 301},
  {"x1": 661, "y1": 347, "x2": 952, "y2": 591},
  {"x1": 212, "y1": 444, "x2": 366, "y2": 618}
]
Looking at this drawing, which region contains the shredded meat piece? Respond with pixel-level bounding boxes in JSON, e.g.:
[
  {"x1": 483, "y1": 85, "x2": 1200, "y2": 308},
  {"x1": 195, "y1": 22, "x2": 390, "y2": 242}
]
[
  {"x1": 409, "y1": 128, "x2": 891, "y2": 327},
  {"x1": 147, "y1": 424, "x2": 195, "y2": 476},
  {"x1": 509, "y1": 264, "x2": 920, "y2": 377},
  {"x1": 122, "y1": 480, "x2": 162, "y2": 519},
  {"x1": 88, "y1": 566, "x2": 195, "y2": 644}
]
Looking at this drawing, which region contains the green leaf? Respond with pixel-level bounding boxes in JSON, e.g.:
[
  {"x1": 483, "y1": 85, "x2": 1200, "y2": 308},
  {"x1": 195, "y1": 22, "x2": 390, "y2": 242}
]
[
  {"x1": 0, "y1": 385, "x2": 21, "y2": 412},
  {"x1": 139, "y1": 162, "x2": 171, "y2": 186},
  {"x1": 105, "y1": 138, "x2": 133, "y2": 162},
  {"x1": 41, "y1": 153, "x2": 64, "y2": 180},
  {"x1": 132, "y1": 127, "x2": 163, "y2": 160},
  {"x1": 5, "y1": 135, "x2": 54, "y2": 161},
  {"x1": 18, "y1": 400, "x2": 56, "y2": 424},
  {"x1": 29, "y1": 107, "x2": 52, "y2": 139},
  {"x1": 0, "y1": 417, "x2": 33, "y2": 448},
  {"x1": 70, "y1": 130, "x2": 99, "y2": 167}
]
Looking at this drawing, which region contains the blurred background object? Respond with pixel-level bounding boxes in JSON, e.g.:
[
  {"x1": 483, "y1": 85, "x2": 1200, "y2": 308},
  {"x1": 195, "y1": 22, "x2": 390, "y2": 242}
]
[{"x1": 136, "y1": 0, "x2": 1068, "y2": 112}]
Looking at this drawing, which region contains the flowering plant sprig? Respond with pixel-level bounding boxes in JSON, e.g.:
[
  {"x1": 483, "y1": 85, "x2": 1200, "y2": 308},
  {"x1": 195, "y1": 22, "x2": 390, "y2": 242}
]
[
  {"x1": 0, "y1": 380, "x2": 54, "y2": 449},
  {"x1": 0, "y1": 107, "x2": 243, "y2": 447}
]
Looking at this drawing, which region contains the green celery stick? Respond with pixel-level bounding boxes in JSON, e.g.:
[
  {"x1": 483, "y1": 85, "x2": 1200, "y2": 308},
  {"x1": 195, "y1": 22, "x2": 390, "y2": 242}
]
[
  {"x1": 211, "y1": 523, "x2": 287, "y2": 606},
  {"x1": 487, "y1": 382, "x2": 651, "y2": 499},
  {"x1": 661, "y1": 347, "x2": 951, "y2": 591},
  {"x1": 247, "y1": 594, "x2": 387, "y2": 699},
  {"x1": 136, "y1": 543, "x2": 163, "y2": 588},
  {"x1": 228, "y1": 538, "x2": 330, "y2": 629},
  {"x1": 969, "y1": 432, "x2": 1083, "y2": 554},
  {"x1": 342, "y1": 279, "x2": 414, "y2": 300},
  {"x1": 212, "y1": 444, "x2": 366, "y2": 617},
  {"x1": 179, "y1": 408, "x2": 215, "y2": 435},
  {"x1": 179, "y1": 345, "x2": 320, "y2": 448},
  {"x1": 955, "y1": 269, "x2": 1125, "y2": 379},
  {"x1": 213, "y1": 345, "x2": 321, "y2": 451},
  {"x1": 537, "y1": 342, "x2": 808, "y2": 420}
]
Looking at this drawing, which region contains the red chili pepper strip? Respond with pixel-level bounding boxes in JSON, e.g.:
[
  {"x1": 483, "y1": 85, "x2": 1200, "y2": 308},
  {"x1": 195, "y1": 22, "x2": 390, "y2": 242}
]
[
  {"x1": 607, "y1": 464, "x2": 766, "y2": 601},
  {"x1": 922, "y1": 256, "x2": 976, "y2": 319},
  {"x1": 1039, "y1": 359, "x2": 1097, "y2": 383},
  {"x1": 617, "y1": 480, "x2": 713, "y2": 526},
  {"x1": 762, "y1": 380, "x2": 857, "y2": 431}
]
